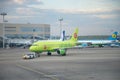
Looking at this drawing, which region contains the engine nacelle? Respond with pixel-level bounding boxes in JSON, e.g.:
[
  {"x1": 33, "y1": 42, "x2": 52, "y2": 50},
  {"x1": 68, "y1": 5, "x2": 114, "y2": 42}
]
[{"x1": 57, "y1": 49, "x2": 66, "y2": 56}]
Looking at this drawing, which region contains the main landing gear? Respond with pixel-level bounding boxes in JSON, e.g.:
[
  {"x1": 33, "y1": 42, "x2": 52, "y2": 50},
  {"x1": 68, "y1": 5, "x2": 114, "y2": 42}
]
[{"x1": 47, "y1": 52, "x2": 51, "y2": 56}]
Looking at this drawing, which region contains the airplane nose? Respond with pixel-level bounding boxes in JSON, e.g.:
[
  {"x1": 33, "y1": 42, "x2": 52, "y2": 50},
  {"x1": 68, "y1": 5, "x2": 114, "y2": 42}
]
[{"x1": 29, "y1": 46, "x2": 34, "y2": 51}]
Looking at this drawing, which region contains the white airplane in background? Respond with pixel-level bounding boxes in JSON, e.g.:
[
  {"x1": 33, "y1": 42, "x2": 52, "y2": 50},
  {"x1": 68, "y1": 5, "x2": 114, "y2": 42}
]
[
  {"x1": 78, "y1": 32, "x2": 118, "y2": 47},
  {"x1": 7, "y1": 30, "x2": 65, "y2": 46}
]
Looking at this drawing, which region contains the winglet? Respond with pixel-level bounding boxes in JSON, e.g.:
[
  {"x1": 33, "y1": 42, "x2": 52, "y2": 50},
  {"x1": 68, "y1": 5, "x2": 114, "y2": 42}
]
[{"x1": 70, "y1": 28, "x2": 78, "y2": 41}]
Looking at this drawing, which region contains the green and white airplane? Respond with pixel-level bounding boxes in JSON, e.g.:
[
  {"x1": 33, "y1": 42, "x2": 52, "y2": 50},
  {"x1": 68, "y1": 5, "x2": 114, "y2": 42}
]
[{"x1": 29, "y1": 28, "x2": 79, "y2": 56}]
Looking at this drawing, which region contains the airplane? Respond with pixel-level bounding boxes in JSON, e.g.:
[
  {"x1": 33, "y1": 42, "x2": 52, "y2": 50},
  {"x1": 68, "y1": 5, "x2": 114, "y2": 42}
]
[
  {"x1": 60, "y1": 30, "x2": 65, "y2": 41},
  {"x1": 5, "y1": 30, "x2": 65, "y2": 49},
  {"x1": 78, "y1": 32, "x2": 118, "y2": 47},
  {"x1": 29, "y1": 28, "x2": 79, "y2": 56}
]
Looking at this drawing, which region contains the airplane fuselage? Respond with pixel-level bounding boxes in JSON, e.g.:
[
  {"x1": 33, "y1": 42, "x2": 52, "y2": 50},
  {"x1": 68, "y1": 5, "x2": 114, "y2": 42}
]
[
  {"x1": 29, "y1": 40, "x2": 76, "y2": 53},
  {"x1": 78, "y1": 40, "x2": 114, "y2": 45}
]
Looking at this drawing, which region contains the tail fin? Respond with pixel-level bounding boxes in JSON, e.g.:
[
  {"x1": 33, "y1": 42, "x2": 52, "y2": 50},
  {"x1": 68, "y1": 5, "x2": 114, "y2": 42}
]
[
  {"x1": 60, "y1": 30, "x2": 65, "y2": 41},
  {"x1": 70, "y1": 28, "x2": 78, "y2": 41},
  {"x1": 108, "y1": 32, "x2": 118, "y2": 40}
]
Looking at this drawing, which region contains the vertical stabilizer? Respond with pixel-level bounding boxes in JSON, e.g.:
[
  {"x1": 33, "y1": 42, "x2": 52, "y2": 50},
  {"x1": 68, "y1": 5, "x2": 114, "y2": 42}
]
[
  {"x1": 60, "y1": 30, "x2": 65, "y2": 41},
  {"x1": 109, "y1": 32, "x2": 118, "y2": 40},
  {"x1": 70, "y1": 28, "x2": 78, "y2": 41}
]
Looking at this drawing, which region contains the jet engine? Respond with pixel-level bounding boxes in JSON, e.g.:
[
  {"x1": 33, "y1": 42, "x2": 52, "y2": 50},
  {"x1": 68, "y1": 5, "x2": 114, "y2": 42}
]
[{"x1": 57, "y1": 49, "x2": 66, "y2": 56}]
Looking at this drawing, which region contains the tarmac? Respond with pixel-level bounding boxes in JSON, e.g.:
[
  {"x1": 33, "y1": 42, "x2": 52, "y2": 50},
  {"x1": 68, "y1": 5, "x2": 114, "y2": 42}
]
[{"x1": 0, "y1": 47, "x2": 120, "y2": 80}]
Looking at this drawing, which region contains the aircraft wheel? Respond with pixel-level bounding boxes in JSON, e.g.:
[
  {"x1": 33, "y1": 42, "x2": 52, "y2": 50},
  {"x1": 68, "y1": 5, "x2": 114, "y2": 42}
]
[
  {"x1": 47, "y1": 52, "x2": 51, "y2": 56},
  {"x1": 38, "y1": 54, "x2": 40, "y2": 57},
  {"x1": 62, "y1": 53, "x2": 66, "y2": 56}
]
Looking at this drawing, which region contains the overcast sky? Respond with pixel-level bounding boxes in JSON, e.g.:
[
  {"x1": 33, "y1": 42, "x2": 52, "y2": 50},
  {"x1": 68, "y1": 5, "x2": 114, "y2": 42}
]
[{"x1": 0, "y1": 0, "x2": 120, "y2": 36}]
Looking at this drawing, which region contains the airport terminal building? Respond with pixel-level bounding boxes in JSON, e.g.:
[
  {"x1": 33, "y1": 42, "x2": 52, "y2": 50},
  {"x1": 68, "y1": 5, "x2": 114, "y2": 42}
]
[{"x1": 0, "y1": 23, "x2": 50, "y2": 39}]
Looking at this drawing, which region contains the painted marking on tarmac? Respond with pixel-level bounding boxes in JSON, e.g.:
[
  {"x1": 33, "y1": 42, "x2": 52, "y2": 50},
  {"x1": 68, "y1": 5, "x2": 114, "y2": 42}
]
[{"x1": 16, "y1": 64, "x2": 59, "y2": 80}]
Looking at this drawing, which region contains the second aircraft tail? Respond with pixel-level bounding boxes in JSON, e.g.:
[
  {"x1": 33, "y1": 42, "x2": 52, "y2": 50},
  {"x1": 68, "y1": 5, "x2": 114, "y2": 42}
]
[{"x1": 108, "y1": 32, "x2": 118, "y2": 40}]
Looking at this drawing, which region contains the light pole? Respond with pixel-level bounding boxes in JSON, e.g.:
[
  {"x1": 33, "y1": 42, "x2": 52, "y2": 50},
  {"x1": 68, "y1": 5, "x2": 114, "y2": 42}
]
[
  {"x1": 1, "y1": 12, "x2": 7, "y2": 48},
  {"x1": 59, "y1": 18, "x2": 63, "y2": 38}
]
